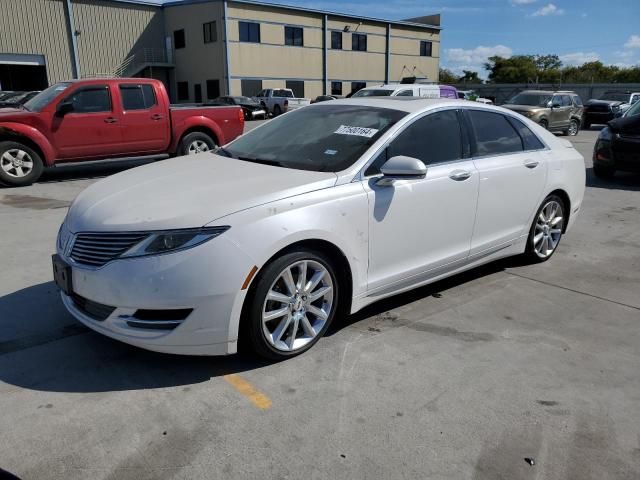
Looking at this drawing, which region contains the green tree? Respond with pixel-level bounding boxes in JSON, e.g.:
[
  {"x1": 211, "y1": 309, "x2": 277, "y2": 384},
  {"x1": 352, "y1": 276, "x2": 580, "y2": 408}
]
[
  {"x1": 439, "y1": 68, "x2": 459, "y2": 84},
  {"x1": 460, "y1": 70, "x2": 481, "y2": 83}
]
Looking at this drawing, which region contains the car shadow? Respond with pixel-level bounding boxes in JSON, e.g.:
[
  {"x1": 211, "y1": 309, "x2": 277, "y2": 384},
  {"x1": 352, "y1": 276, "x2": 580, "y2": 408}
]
[
  {"x1": 0, "y1": 281, "x2": 273, "y2": 393},
  {"x1": 0, "y1": 256, "x2": 527, "y2": 394},
  {"x1": 37, "y1": 156, "x2": 164, "y2": 184},
  {"x1": 586, "y1": 167, "x2": 640, "y2": 192}
]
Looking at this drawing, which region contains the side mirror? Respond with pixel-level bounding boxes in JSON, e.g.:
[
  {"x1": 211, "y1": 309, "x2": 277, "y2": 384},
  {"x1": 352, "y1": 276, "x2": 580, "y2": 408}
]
[
  {"x1": 376, "y1": 155, "x2": 427, "y2": 186},
  {"x1": 548, "y1": 100, "x2": 561, "y2": 109},
  {"x1": 56, "y1": 100, "x2": 74, "y2": 116}
]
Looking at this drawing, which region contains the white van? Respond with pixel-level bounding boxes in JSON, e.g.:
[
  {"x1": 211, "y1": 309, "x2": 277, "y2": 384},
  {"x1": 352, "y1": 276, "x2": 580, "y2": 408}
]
[{"x1": 351, "y1": 83, "x2": 458, "y2": 99}]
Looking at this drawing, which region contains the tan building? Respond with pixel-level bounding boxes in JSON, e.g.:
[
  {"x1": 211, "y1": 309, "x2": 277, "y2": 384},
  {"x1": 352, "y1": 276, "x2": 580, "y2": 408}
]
[{"x1": 0, "y1": 0, "x2": 441, "y2": 101}]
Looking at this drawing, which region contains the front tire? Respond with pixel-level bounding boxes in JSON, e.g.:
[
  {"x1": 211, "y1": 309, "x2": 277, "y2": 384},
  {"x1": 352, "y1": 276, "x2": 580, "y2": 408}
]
[
  {"x1": 593, "y1": 163, "x2": 615, "y2": 179},
  {"x1": 539, "y1": 119, "x2": 549, "y2": 130},
  {"x1": 564, "y1": 118, "x2": 579, "y2": 136},
  {"x1": 0, "y1": 141, "x2": 44, "y2": 187},
  {"x1": 244, "y1": 249, "x2": 339, "y2": 360},
  {"x1": 178, "y1": 132, "x2": 216, "y2": 156},
  {"x1": 523, "y1": 195, "x2": 566, "y2": 263}
]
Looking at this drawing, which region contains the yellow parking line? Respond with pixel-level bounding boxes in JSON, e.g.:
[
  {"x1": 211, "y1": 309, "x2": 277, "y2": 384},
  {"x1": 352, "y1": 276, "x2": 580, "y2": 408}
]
[{"x1": 223, "y1": 374, "x2": 272, "y2": 410}]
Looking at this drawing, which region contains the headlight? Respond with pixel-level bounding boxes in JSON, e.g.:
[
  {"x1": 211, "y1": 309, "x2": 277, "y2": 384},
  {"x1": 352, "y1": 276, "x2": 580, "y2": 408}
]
[
  {"x1": 598, "y1": 126, "x2": 612, "y2": 141},
  {"x1": 611, "y1": 105, "x2": 620, "y2": 112},
  {"x1": 120, "y1": 226, "x2": 230, "y2": 258}
]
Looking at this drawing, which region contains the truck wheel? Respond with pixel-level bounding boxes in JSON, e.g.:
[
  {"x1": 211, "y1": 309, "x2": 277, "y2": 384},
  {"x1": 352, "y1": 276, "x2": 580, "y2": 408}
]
[
  {"x1": 0, "y1": 141, "x2": 44, "y2": 187},
  {"x1": 273, "y1": 104, "x2": 282, "y2": 117},
  {"x1": 179, "y1": 132, "x2": 216, "y2": 156}
]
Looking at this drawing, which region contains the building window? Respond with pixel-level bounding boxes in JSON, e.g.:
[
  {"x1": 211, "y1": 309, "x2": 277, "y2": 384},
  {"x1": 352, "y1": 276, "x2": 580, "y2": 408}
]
[
  {"x1": 203, "y1": 21, "x2": 217, "y2": 43},
  {"x1": 352, "y1": 33, "x2": 367, "y2": 51},
  {"x1": 420, "y1": 41, "x2": 432, "y2": 57},
  {"x1": 239, "y1": 21, "x2": 260, "y2": 43},
  {"x1": 331, "y1": 81, "x2": 342, "y2": 95},
  {"x1": 177, "y1": 81, "x2": 189, "y2": 101},
  {"x1": 206, "y1": 79, "x2": 220, "y2": 99},
  {"x1": 241, "y1": 79, "x2": 263, "y2": 97},
  {"x1": 331, "y1": 31, "x2": 342, "y2": 50},
  {"x1": 286, "y1": 80, "x2": 304, "y2": 98},
  {"x1": 351, "y1": 82, "x2": 366, "y2": 95},
  {"x1": 194, "y1": 84, "x2": 202, "y2": 103},
  {"x1": 174, "y1": 29, "x2": 186, "y2": 49},
  {"x1": 284, "y1": 26, "x2": 303, "y2": 46}
]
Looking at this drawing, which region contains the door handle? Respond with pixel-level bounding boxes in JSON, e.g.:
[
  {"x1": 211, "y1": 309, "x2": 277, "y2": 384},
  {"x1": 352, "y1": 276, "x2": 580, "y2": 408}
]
[
  {"x1": 449, "y1": 170, "x2": 472, "y2": 181},
  {"x1": 151, "y1": 114, "x2": 164, "y2": 120},
  {"x1": 104, "y1": 117, "x2": 118, "y2": 124},
  {"x1": 524, "y1": 160, "x2": 540, "y2": 169}
]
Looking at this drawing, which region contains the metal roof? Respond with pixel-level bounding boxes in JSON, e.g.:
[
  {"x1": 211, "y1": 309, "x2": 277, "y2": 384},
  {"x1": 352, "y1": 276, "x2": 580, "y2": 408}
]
[{"x1": 106, "y1": 0, "x2": 442, "y2": 30}]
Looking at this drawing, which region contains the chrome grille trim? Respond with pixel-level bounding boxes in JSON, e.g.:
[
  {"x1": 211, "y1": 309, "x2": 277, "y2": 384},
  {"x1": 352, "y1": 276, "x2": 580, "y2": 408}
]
[{"x1": 70, "y1": 232, "x2": 149, "y2": 267}]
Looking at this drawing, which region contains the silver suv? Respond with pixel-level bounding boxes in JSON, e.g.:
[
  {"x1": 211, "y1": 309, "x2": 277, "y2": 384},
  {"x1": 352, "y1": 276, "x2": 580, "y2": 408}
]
[{"x1": 503, "y1": 90, "x2": 584, "y2": 136}]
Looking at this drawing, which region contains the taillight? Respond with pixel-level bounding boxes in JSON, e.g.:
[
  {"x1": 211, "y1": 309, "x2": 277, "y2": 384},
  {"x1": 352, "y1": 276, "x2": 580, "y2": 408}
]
[
  {"x1": 284, "y1": 99, "x2": 289, "y2": 106},
  {"x1": 238, "y1": 108, "x2": 244, "y2": 123}
]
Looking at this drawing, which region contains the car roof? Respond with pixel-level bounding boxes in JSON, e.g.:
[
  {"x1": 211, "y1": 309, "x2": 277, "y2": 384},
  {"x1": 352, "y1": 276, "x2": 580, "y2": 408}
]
[
  {"x1": 323, "y1": 97, "x2": 496, "y2": 113},
  {"x1": 520, "y1": 90, "x2": 577, "y2": 95}
]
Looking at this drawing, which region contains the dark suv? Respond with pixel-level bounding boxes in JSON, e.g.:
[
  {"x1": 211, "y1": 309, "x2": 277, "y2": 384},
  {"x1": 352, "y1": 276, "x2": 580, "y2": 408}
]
[
  {"x1": 503, "y1": 90, "x2": 583, "y2": 136},
  {"x1": 583, "y1": 91, "x2": 640, "y2": 129}
]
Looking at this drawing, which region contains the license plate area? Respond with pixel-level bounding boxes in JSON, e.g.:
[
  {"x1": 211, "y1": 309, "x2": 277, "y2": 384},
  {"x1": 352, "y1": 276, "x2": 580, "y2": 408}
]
[{"x1": 52, "y1": 254, "x2": 73, "y2": 295}]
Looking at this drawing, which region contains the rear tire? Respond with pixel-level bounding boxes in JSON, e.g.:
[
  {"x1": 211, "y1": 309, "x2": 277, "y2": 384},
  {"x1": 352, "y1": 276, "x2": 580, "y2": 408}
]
[
  {"x1": 273, "y1": 104, "x2": 282, "y2": 117},
  {"x1": 539, "y1": 119, "x2": 549, "y2": 130},
  {"x1": 178, "y1": 132, "x2": 216, "y2": 156},
  {"x1": 522, "y1": 194, "x2": 566, "y2": 264},
  {"x1": 593, "y1": 163, "x2": 615, "y2": 179},
  {"x1": 244, "y1": 249, "x2": 340, "y2": 360},
  {"x1": 0, "y1": 141, "x2": 44, "y2": 187}
]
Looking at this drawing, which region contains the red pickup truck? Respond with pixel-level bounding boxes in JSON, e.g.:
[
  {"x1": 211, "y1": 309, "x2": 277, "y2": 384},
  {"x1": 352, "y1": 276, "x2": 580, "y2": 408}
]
[{"x1": 0, "y1": 78, "x2": 244, "y2": 186}]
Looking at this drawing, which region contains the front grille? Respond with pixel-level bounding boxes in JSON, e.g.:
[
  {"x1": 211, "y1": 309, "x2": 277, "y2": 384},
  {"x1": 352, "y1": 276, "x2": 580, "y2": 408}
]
[
  {"x1": 586, "y1": 104, "x2": 611, "y2": 113},
  {"x1": 70, "y1": 232, "x2": 148, "y2": 267},
  {"x1": 71, "y1": 293, "x2": 116, "y2": 321}
]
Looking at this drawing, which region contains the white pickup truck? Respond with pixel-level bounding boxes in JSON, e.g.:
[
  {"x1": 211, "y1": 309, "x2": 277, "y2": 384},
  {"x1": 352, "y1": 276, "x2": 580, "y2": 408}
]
[{"x1": 254, "y1": 88, "x2": 310, "y2": 116}]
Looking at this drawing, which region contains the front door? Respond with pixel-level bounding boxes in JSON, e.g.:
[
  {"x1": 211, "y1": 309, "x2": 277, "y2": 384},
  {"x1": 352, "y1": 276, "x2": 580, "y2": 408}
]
[
  {"x1": 118, "y1": 83, "x2": 170, "y2": 153},
  {"x1": 465, "y1": 109, "x2": 548, "y2": 256},
  {"x1": 363, "y1": 109, "x2": 479, "y2": 293},
  {"x1": 550, "y1": 94, "x2": 572, "y2": 129},
  {"x1": 52, "y1": 84, "x2": 123, "y2": 159}
]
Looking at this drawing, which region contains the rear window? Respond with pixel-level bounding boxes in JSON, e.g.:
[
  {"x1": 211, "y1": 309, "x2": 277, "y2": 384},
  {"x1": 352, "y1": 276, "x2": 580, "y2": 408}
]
[
  {"x1": 273, "y1": 89, "x2": 293, "y2": 98},
  {"x1": 119, "y1": 84, "x2": 157, "y2": 110},
  {"x1": 352, "y1": 89, "x2": 393, "y2": 97},
  {"x1": 507, "y1": 93, "x2": 551, "y2": 107},
  {"x1": 467, "y1": 110, "x2": 523, "y2": 156}
]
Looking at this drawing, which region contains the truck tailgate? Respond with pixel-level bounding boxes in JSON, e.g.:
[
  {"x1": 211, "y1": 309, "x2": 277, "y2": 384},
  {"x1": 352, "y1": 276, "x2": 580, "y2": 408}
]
[{"x1": 169, "y1": 105, "x2": 244, "y2": 145}]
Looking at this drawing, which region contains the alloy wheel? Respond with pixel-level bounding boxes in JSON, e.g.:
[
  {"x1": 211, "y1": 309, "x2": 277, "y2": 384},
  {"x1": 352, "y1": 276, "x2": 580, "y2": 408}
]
[
  {"x1": 533, "y1": 200, "x2": 564, "y2": 259},
  {"x1": 1, "y1": 149, "x2": 34, "y2": 178},
  {"x1": 261, "y1": 260, "x2": 334, "y2": 352},
  {"x1": 187, "y1": 140, "x2": 210, "y2": 154},
  {"x1": 568, "y1": 120, "x2": 579, "y2": 136}
]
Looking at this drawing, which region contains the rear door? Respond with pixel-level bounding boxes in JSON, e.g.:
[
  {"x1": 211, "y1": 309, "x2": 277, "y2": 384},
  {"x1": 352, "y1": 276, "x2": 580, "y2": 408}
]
[
  {"x1": 118, "y1": 83, "x2": 170, "y2": 153},
  {"x1": 52, "y1": 84, "x2": 123, "y2": 159},
  {"x1": 551, "y1": 94, "x2": 572, "y2": 129},
  {"x1": 465, "y1": 109, "x2": 547, "y2": 256}
]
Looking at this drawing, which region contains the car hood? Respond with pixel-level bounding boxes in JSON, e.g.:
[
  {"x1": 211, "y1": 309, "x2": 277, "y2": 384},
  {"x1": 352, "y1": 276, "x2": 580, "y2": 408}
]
[
  {"x1": 0, "y1": 107, "x2": 30, "y2": 118},
  {"x1": 586, "y1": 99, "x2": 622, "y2": 107},
  {"x1": 66, "y1": 154, "x2": 338, "y2": 232},
  {"x1": 608, "y1": 114, "x2": 640, "y2": 134},
  {"x1": 502, "y1": 104, "x2": 544, "y2": 113}
]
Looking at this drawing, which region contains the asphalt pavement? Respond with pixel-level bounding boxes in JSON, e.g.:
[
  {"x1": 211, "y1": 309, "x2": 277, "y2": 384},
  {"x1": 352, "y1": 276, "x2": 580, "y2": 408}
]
[{"x1": 0, "y1": 126, "x2": 638, "y2": 479}]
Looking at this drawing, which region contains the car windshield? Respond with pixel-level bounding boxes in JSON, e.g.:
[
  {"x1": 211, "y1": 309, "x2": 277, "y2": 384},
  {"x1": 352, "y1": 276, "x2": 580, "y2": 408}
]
[
  {"x1": 624, "y1": 100, "x2": 640, "y2": 117},
  {"x1": 600, "y1": 92, "x2": 629, "y2": 102},
  {"x1": 23, "y1": 82, "x2": 72, "y2": 112},
  {"x1": 221, "y1": 104, "x2": 406, "y2": 172},
  {"x1": 507, "y1": 93, "x2": 552, "y2": 107},
  {"x1": 236, "y1": 96, "x2": 256, "y2": 103},
  {"x1": 352, "y1": 89, "x2": 394, "y2": 98}
]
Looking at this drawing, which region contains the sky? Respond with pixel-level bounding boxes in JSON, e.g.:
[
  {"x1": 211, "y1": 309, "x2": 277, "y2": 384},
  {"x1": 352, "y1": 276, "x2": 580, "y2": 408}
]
[{"x1": 154, "y1": 0, "x2": 640, "y2": 78}]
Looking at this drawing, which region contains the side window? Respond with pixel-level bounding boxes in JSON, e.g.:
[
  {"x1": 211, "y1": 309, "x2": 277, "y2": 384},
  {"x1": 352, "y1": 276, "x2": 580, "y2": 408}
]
[
  {"x1": 119, "y1": 84, "x2": 156, "y2": 110},
  {"x1": 507, "y1": 116, "x2": 545, "y2": 151},
  {"x1": 239, "y1": 21, "x2": 260, "y2": 43},
  {"x1": 467, "y1": 110, "x2": 523, "y2": 156},
  {"x1": 551, "y1": 95, "x2": 561, "y2": 107},
  {"x1": 365, "y1": 110, "x2": 463, "y2": 176},
  {"x1": 331, "y1": 31, "x2": 342, "y2": 50},
  {"x1": 561, "y1": 95, "x2": 572, "y2": 106},
  {"x1": 572, "y1": 95, "x2": 583, "y2": 107},
  {"x1": 67, "y1": 87, "x2": 111, "y2": 113},
  {"x1": 396, "y1": 89, "x2": 413, "y2": 96}
]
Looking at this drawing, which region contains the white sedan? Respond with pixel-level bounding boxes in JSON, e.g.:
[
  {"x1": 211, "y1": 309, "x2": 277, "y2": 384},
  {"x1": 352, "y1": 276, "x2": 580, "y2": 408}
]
[{"x1": 53, "y1": 98, "x2": 585, "y2": 359}]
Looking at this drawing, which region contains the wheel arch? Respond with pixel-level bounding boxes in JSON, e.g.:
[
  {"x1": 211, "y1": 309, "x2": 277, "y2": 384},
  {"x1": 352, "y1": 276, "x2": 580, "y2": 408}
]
[
  {"x1": 0, "y1": 124, "x2": 54, "y2": 165},
  {"x1": 547, "y1": 188, "x2": 571, "y2": 233},
  {"x1": 238, "y1": 238, "x2": 354, "y2": 345}
]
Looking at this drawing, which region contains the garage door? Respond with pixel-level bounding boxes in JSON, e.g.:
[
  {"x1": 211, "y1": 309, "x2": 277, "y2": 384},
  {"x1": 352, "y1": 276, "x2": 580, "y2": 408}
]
[{"x1": 0, "y1": 54, "x2": 48, "y2": 91}]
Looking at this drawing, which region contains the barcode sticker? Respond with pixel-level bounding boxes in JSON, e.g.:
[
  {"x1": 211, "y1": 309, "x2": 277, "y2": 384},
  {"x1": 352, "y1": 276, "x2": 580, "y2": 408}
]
[{"x1": 334, "y1": 125, "x2": 379, "y2": 138}]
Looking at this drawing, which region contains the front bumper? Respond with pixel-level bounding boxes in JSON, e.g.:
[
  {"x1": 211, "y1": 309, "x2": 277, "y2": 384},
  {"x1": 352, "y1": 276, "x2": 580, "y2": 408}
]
[
  {"x1": 57, "y1": 235, "x2": 256, "y2": 355},
  {"x1": 251, "y1": 109, "x2": 266, "y2": 118},
  {"x1": 584, "y1": 111, "x2": 614, "y2": 124}
]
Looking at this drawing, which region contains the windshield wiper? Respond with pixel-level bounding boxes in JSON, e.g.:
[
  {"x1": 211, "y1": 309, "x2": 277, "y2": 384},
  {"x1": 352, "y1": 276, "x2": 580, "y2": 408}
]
[
  {"x1": 214, "y1": 147, "x2": 235, "y2": 158},
  {"x1": 237, "y1": 156, "x2": 285, "y2": 167}
]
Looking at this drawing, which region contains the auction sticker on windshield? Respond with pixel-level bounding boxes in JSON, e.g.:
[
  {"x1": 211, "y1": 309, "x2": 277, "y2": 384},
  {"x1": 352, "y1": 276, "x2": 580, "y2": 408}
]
[{"x1": 334, "y1": 125, "x2": 379, "y2": 138}]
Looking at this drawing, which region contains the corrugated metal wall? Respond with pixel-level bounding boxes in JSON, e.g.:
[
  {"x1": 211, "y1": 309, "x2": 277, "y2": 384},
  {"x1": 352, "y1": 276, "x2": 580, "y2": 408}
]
[
  {"x1": 73, "y1": 0, "x2": 165, "y2": 77},
  {"x1": 0, "y1": 0, "x2": 75, "y2": 83}
]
